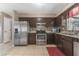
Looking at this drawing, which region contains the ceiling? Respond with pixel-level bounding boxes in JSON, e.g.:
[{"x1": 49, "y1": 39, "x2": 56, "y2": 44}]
[{"x1": 0, "y1": 3, "x2": 75, "y2": 17}]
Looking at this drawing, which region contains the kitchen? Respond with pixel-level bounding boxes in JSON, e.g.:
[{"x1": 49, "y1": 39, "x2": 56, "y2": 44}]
[{"x1": 0, "y1": 3, "x2": 79, "y2": 56}]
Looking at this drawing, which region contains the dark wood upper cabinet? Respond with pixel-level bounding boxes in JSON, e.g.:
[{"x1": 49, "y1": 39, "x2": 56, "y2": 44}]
[
  {"x1": 55, "y1": 4, "x2": 79, "y2": 27},
  {"x1": 19, "y1": 17, "x2": 56, "y2": 27}
]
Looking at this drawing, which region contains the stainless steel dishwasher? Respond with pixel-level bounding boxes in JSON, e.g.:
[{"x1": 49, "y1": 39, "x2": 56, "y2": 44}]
[{"x1": 74, "y1": 42, "x2": 79, "y2": 56}]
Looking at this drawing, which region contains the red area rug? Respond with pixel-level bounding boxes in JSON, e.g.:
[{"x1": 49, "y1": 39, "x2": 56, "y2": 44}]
[{"x1": 47, "y1": 47, "x2": 65, "y2": 56}]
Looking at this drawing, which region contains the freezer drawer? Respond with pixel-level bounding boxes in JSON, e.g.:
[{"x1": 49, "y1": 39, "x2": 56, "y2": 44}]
[
  {"x1": 14, "y1": 32, "x2": 20, "y2": 45},
  {"x1": 14, "y1": 32, "x2": 28, "y2": 46}
]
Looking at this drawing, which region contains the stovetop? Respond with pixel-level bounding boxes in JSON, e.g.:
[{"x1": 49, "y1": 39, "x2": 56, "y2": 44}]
[{"x1": 36, "y1": 30, "x2": 46, "y2": 34}]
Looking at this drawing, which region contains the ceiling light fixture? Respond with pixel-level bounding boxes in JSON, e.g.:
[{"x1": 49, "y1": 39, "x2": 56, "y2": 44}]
[
  {"x1": 34, "y1": 3, "x2": 44, "y2": 6},
  {"x1": 37, "y1": 18, "x2": 42, "y2": 21}
]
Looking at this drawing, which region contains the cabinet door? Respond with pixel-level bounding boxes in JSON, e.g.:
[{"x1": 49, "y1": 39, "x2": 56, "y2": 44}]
[
  {"x1": 47, "y1": 33, "x2": 53, "y2": 44},
  {"x1": 63, "y1": 39, "x2": 73, "y2": 56},
  {"x1": 56, "y1": 35, "x2": 62, "y2": 50},
  {"x1": 54, "y1": 34, "x2": 58, "y2": 45},
  {"x1": 58, "y1": 38, "x2": 63, "y2": 51},
  {"x1": 28, "y1": 33, "x2": 36, "y2": 44},
  {"x1": 56, "y1": 34, "x2": 60, "y2": 47}
]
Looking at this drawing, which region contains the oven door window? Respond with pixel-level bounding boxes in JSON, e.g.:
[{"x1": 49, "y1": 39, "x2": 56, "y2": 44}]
[{"x1": 37, "y1": 35, "x2": 46, "y2": 40}]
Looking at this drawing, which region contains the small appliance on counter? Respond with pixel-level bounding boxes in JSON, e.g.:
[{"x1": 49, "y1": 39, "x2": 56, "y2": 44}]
[{"x1": 52, "y1": 27, "x2": 61, "y2": 33}]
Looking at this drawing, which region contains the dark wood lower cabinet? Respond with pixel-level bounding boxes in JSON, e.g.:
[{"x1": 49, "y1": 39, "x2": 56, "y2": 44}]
[
  {"x1": 47, "y1": 33, "x2": 54, "y2": 44},
  {"x1": 54, "y1": 34, "x2": 63, "y2": 51},
  {"x1": 54, "y1": 34, "x2": 73, "y2": 56},
  {"x1": 54, "y1": 34, "x2": 58, "y2": 44},
  {"x1": 58, "y1": 38, "x2": 63, "y2": 51},
  {"x1": 28, "y1": 33, "x2": 36, "y2": 44},
  {"x1": 28, "y1": 33, "x2": 54, "y2": 44},
  {"x1": 63, "y1": 39, "x2": 73, "y2": 56}
]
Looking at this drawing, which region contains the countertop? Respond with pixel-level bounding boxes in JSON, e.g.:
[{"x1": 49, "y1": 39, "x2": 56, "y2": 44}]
[
  {"x1": 55, "y1": 32, "x2": 79, "y2": 42},
  {"x1": 29, "y1": 31, "x2": 79, "y2": 39},
  {"x1": 29, "y1": 31, "x2": 54, "y2": 33},
  {"x1": 55, "y1": 33, "x2": 79, "y2": 39}
]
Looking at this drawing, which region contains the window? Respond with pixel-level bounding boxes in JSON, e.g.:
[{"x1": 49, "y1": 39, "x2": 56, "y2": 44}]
[{"x1": 67, "y1": 16, "x2": 79, "y2": 31}]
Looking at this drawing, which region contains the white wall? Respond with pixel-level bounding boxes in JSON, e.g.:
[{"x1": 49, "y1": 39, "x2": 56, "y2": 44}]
[
  {"x1": 0, "y1": 16, "x2": 2, "y2": 43},
  {"x1": 0, "y1": 12, "x2": 12, "y2": 43},
  {"x1": 0, "y1": 12, "x2": 12, "y2": 55},
  {"x1": 3, "y1": 16, "x2": 11, "y2": 43}
]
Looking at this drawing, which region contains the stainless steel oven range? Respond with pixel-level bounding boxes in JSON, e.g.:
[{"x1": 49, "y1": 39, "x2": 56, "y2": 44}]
[{"x1": 36, "y1": 32, "x2": 47, "y2": 45}]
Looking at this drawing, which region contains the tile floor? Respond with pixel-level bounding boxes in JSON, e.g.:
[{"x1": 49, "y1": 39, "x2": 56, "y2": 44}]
[
  {"x1": 0, "y1": 41, "x2": 56, "y2": 56},
  {"x1": 6, "y1": 45, "x2": 56, "y2": 56}
]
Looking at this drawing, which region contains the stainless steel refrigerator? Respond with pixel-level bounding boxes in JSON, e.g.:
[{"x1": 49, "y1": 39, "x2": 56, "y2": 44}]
[{"x1": 14, "y1": 21, "x2": 29, "y2": 46}]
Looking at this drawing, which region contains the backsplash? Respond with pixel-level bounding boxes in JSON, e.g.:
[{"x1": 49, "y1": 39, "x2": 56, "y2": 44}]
[{"x1": 30, "y1": 27, "x2": 52, "y2": 32}]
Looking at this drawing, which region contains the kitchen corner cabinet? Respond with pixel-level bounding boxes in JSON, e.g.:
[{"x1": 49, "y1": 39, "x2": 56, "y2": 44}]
[
  {"x1": 47, "y1": 33, "x2": 54, "y2": 44},
  {"x1": 28, "y1": 33, "x2": 36, "y2": 44},
  {"x1": 54, "y1": 34, "x2": 73, "y2": 56}
]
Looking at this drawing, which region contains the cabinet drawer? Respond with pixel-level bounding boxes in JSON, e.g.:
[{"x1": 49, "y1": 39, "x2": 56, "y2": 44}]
[{"x1": 28, "y1": 33, "x2": 36, "y2": 44}]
